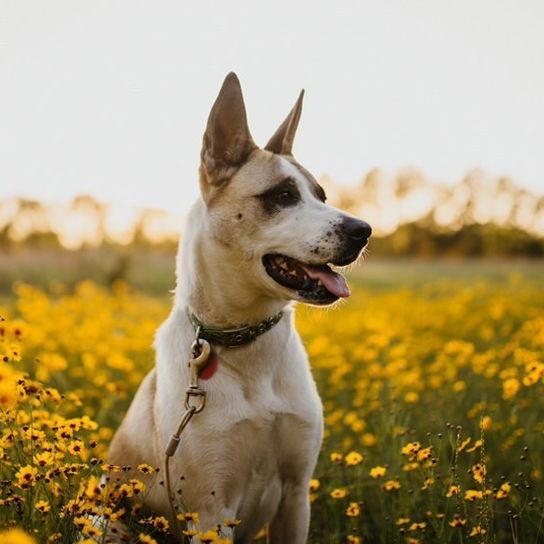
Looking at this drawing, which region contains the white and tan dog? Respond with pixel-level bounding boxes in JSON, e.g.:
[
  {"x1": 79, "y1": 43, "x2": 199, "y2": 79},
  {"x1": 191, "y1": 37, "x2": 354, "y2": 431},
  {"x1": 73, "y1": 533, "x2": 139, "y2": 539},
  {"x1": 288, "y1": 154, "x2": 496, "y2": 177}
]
[{"x1": 108, "y1": 73, "x2": 371, "y2": 543}]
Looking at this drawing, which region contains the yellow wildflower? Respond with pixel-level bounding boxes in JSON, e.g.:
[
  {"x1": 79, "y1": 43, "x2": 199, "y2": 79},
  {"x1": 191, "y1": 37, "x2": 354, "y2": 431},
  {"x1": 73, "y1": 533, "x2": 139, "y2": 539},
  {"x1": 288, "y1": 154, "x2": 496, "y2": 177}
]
[
  {"x1": 345, "y1": 450, "x2": 364, "y2": 467},
  {"x1": 370, "y1": 466, "x2": 386, "y2": 479},
  {"x1": 408, "y1": 522, "x2": 427, "y2": 531},
  {"x1": 15, "y1": 465, "x2": 38, "y2": 489},
  {"x1": 496, "y1": 482, "x2": 511, "y2": 499},
  {"x1": 0, "y1": 529, "x2": 36, "y2": 544},
  {"x1": 138, "y1": 535, "x2": 157, "y2": 544},
  {"x1": 469, "y1": 526, "x2": 487, "y2": 537},
  {"x1": 383, "y1": 480, "x2": 401, "y2": 491},
  {"x1": 330, "y1": 452, "x2": 343, "y2": 464},
  {"x1": 35, "y1": 499, "x2": 51, "y2": 513},
  {"x1": 330, "y1": 488, "x2": 349, "y2": 499},
  {"x1": 449, "y1": 514, "x2": 467, "y2": 527},
  {"x1": 464, "y1": 489, "x2": 484, "y2": 501},
  {"x1": 346, "y1": 502, "x2": 360, "y2": 517},
  {"x1": 446, "y1": 485, "x2": 461, "y2": 497}
]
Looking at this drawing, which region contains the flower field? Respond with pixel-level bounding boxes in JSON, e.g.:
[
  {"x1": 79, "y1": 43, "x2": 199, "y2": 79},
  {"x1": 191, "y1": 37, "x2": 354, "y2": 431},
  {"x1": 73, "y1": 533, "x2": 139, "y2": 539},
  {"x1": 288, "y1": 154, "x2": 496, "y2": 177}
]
[{"x1": 1, "y1": 267, "x2": 544, "y2": 543}]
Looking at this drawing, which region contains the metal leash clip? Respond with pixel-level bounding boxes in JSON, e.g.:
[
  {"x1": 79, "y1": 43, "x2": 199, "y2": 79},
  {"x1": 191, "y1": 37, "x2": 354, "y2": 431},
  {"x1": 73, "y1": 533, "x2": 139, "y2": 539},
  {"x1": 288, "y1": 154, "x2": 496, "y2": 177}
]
[{"x1": 185, "y1": 336, "x2": 210, "y2": 413}]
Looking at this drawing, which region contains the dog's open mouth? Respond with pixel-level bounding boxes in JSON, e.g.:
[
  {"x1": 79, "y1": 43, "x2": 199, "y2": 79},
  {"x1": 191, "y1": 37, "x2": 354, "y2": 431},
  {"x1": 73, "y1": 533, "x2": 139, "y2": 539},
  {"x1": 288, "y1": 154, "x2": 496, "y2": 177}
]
[{"x1": 262, "y1": 254, "x2": 350, "y2": 303}]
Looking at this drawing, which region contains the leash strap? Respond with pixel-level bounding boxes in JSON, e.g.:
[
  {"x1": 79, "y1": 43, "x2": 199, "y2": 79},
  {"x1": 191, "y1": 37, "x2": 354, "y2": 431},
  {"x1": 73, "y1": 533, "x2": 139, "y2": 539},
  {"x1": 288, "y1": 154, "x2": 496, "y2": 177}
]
[{"x1": 187, "y1": 309, "x2": 284, "y2": 347}]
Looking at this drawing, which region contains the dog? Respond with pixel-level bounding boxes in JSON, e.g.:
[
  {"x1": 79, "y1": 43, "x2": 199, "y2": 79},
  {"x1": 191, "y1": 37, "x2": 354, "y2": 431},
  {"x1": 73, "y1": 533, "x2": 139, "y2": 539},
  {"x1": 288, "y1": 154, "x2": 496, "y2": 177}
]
[{"x1": 108, "y1": 72, "x2": 371, "y2": 543}]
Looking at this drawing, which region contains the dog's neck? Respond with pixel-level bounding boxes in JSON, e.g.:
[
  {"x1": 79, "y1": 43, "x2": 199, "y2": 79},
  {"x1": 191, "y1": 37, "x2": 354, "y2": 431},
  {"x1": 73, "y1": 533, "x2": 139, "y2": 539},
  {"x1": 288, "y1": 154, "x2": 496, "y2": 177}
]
[{"x1": 174, "y1": 200, "x2": 289, "y2": 329}]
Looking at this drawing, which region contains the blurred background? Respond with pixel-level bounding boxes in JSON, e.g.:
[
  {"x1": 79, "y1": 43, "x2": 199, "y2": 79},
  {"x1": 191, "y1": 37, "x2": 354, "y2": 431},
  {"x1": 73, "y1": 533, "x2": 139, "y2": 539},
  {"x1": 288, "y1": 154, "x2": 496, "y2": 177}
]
[{"x1": 1, "y1": 0, "x2": 543, "y2": 293}]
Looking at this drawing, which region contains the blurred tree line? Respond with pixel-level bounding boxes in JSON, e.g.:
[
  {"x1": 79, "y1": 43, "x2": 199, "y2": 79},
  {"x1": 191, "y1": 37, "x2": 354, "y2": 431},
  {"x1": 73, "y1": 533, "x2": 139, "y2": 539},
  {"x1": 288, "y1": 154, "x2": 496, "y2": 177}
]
[
  {"x1": 1, "y1": 167, "x2": 543, "y2": 258},
  {"x1": 371, "y1": 218, "x2": 544, "y2": 257}
]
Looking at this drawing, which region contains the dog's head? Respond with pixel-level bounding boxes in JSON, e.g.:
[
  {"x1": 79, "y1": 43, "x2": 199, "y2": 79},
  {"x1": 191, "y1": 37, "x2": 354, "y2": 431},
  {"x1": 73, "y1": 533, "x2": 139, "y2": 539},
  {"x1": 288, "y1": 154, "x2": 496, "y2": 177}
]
[{"x1": 197, "y1": 72, "x2": 371, "y2": 306}]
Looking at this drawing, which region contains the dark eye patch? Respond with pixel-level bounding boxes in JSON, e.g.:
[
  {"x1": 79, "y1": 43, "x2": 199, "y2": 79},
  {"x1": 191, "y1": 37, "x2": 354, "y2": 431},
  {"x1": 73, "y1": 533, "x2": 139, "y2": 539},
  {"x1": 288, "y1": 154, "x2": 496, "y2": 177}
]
[{"x1": 257, "y1": 177, "x2": 301, "y2": 214}]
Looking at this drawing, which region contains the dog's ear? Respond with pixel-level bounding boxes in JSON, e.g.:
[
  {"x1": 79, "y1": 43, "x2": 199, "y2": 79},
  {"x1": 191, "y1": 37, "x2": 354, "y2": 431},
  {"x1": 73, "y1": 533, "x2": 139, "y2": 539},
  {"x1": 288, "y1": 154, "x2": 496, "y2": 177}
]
[
  {"x1": 200, "y1": 72, "x2": 256, "y2": 188},
  {"x1": 265, "y1": 89, "x2": 304, "y2": 155}
]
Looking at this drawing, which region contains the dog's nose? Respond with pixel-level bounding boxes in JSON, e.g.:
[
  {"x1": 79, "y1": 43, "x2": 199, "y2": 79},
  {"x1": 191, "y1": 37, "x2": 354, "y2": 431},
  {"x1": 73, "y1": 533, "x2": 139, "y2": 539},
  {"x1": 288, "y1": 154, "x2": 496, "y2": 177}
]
[{"x1": 341, "y1": 217, "x2": 372, "y2": 241}]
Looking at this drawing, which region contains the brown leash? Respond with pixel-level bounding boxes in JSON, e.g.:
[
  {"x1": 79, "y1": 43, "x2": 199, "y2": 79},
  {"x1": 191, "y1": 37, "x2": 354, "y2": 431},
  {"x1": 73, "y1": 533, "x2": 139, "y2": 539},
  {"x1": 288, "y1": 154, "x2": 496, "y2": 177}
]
[{"x1": 164, "y1": 330, "x2": 210, "y2": 539}]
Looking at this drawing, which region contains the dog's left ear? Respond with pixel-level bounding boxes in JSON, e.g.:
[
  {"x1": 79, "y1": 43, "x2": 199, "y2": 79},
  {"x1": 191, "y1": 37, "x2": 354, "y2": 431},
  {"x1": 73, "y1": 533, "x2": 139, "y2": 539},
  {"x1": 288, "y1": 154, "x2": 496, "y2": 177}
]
[{"x1": 265, "y1": 89, "x2": 304, "y2": 155}]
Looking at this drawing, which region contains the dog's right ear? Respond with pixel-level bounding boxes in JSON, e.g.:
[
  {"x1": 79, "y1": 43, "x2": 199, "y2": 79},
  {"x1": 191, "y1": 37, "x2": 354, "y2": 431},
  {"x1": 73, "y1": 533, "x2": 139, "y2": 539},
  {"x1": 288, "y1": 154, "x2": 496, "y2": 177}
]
[
  {"x1": 200, "y1": 73, "x2": 256, "y2": 193},
  {"x1": 265, "y1": 89, "x2": 304, "y2": 155}
]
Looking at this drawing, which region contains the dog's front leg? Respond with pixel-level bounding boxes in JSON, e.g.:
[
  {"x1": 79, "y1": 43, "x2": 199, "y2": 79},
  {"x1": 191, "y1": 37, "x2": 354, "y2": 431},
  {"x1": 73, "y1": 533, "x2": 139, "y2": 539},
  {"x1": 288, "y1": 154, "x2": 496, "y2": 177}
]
[{"x1": 268, "y1": 481, "x2": 311, "y2": 544}]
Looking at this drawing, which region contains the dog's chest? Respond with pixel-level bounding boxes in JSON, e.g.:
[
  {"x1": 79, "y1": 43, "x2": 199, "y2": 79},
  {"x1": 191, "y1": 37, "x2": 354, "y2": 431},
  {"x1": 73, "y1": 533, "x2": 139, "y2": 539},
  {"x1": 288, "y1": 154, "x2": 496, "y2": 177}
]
[
  {"x1": 161, "y1": 353, "x2": 323, "y2": 520},
  {"x1": 178, "y1": 392, "x2": 321, "y2": 528}
]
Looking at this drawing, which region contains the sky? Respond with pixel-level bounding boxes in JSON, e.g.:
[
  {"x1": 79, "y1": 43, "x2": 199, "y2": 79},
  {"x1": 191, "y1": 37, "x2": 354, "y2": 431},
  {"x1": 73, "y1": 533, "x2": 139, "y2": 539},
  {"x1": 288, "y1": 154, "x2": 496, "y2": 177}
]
[{"x1": 1, "y1": 0, "x2": 543, "y2": 215}]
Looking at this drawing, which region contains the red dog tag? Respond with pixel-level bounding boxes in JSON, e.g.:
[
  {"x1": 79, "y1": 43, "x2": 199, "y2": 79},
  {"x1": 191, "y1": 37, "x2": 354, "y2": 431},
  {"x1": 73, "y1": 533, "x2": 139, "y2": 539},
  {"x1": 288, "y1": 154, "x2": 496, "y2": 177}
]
[{"x1": 198, "y1": 352, "x2": 218, "y2": 380}]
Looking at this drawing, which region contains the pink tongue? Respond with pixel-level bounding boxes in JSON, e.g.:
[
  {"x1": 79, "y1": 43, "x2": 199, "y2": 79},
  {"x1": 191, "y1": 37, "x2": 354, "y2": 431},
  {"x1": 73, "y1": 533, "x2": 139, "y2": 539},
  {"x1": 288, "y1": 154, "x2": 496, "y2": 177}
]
[{"x1": 299, "y1": 264, "x2": 351, "y2": 298}]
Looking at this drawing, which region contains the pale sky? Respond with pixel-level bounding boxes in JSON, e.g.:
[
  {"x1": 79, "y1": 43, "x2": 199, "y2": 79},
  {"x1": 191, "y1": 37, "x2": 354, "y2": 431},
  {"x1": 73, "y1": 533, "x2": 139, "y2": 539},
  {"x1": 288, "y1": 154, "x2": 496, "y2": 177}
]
[{"x1": 1, "y1": 0, "x2": 543, "y2": 214}]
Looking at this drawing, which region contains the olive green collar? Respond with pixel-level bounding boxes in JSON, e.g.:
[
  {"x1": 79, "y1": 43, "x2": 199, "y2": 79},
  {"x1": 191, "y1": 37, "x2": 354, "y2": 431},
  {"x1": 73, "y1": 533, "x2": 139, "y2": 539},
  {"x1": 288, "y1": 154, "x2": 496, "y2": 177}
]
[{"x1": 187, "y1": 309, "x2": 284, "y2": 348}]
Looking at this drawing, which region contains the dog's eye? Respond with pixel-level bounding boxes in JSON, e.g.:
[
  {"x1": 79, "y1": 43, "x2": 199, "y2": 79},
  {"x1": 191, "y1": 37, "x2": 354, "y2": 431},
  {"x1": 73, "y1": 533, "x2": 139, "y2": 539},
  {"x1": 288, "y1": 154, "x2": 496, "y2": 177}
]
[
  {"x1": 277, "y1": 190, "x2": 295, "y2": 202},
  {"x1": 269, "y1": 187, "x2": 300, "y2": 208},
  {"x1": 258, "y1": 178, "x2": 301, "y2": 213}
]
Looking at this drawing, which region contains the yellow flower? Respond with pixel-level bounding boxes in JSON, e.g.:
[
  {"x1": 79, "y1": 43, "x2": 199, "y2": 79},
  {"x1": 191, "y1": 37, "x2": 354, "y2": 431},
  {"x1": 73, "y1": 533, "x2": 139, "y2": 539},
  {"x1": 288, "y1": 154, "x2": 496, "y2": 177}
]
[
  {"x1": 129, "y1": 478, "x2": 146, "y2": 495},
  {"x1": 330, "y1": 452, "x2": 343, "y2": 464},
  {"x1": 502, "y1": 378, "x2": 520, "y2": 399},
  {"x1": 150, "y1": 516, "x2": 169, "y2": 532},
  {"x1": 198, "y1": 531, "x2": 219, "y2": 543},
  {"x1": 469, "y1": 526, "x2": 487, "y2": 537},
  {"x1": 346, "y1": 536, "x2": 362, "y2": 543},
  {"x1": 408, "y1": 522, "x2": 427, "y2": 531},
  {"x1": 81, "y1": 526, "x2": 102, "y2": 538},
  {"x1": 401, "y1": 442, "x2": 421, "y2": 457},
  {"x1": 396, "y1": 517, "x2": 411, "y2": 525},
  {"x1": 33, "y1": 451, "x2": 54, "y2": 467},
  {"x1": 446, "y1": 485, "x2": 461, "y2": 497},
  {"x1": 464, "y1": 489, "x2": 484, "y2": 501},
  {"x1": 309, "y1": 478, "x2": 320, "y2": 491},
  {"x1": 480, "y1": 416, "x2": 492, "y2": 431},
  {"x1": 330, "y1": 487, "x2": 349, "y2": 499},
  {"x1": 178, "y1": 512, "x2": 200, "y2": 524},
  {"x1": 138, "y1": 535, "x2": 158, "y2": 544},
  {"x1": 345, "y1": 451, "x2": 364, "y2": 467},
  {"x1": 496, "y1": 482, "x2": 511, "y2": 499},
  {"x1": 346, "y1": 502, "x2": 361, "y2": 517},
  {"x1": 449, "y1": 514, "x2": 467, "y2": 527},
  {"x1": 361, "y1": 433, "x2": 377, "y2": 447},
  {"x1": 223, "y1": 518, "x2": 241, "y2": 528},
  {"x1": 416, "y1": 447, "x2": 432, "y2": 463},
  {"x1": 67, "y1": 439, "x2": 86, "y2": 458},
  {"x1": 101, "y1": 463, "x2": 121, "y2": 472},
  {"x1": 0, "y1": 529, "x2": 37, "y2": 544},
  {"x1": 137, "y1": 463, "x2": 156, "y2": 474},
  {"x1": 471, "y1": 463, "x2": 486, "y2": 484},
  {"x1": 15, "y1": 465, "x2": 38, "y2": 489},
  {"x1": 421, "y1": 477, "x2": 434, "y2": 490},
  {"x1": 370, "y1": 466, "x2": 386, "y2": 479},
  {"x1": 383, "y1": 480, "x2": 401, "y2": 491},
  {"x1": 35, "y1": 499, "x2": 51, "y2": 513}
]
